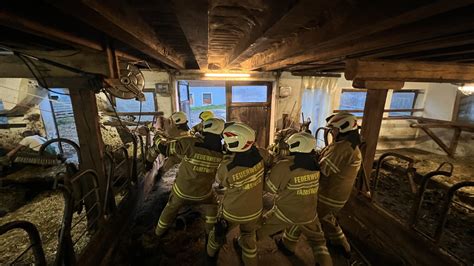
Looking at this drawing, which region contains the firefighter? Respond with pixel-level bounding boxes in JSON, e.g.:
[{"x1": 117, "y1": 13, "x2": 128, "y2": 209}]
[
  {"x1": 318, "y1": 112, "x2": 362, "y2": 256},
  {"x1": 257, "y1": 132, "x2": 332, "y2": 266},
  {"x1": 151, "y1": 118, "x2": 225, "y2": 237},
  {"x1": 167, "y1": 111, "x2": 191, "y2": 138},
  {"x1": 206, "y1": 122, "x2": 270, "y2": 266},
  {"x1": 146, "y1": 111, "x2": 191, "y2": 172},
  {"x1": 190, "y1": 110, "x2": 214, "y2": 135}
]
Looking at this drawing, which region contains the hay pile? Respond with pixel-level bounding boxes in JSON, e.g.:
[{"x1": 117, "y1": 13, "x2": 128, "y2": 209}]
[{"x1": 0, "y1": 191, "x2": 90, "y2": 264}]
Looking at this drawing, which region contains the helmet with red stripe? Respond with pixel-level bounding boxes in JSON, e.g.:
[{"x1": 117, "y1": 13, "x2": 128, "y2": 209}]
[
  {"x1": 223, "y1": 122, "x2": 255, "y2": 152},
  {"x1": 326, "y1": 112, "x2": 358, "y2": 133}
]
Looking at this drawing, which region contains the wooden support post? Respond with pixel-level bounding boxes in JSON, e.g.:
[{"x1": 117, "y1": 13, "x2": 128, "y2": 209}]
[
  {"x1": 69, "y1": 88, "x2": 107, "y2": 202},
  {"x1": 360, "y1": 89, "x2": 388, "y2": 181}
]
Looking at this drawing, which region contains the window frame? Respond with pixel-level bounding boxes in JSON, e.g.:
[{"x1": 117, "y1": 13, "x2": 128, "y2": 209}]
[
  {"x1": 189, "y1": 92, "x2": 194, "y2": 107},
  {"x1": 202, "y1": 92, "x2": 213, "y2": 106},
  {"x1": 388, "y1": 90, "x2": 420, "y2": 117},
  {"x1": 338, "y1": 89, "x2": 367, "y2": 116}
]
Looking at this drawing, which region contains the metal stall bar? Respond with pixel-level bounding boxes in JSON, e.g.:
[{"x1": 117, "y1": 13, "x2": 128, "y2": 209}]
[
  {"x1": 0, "y1": 221, "x2": 47, "y2": 266},
  {"x1": 55, "y1": 169, "x2": 103, "y2": 265},
  {"x1": 433, "y1": 181, "x2": 474, "y2": 244},
  {"x1": 373, "y1": 152, "x2": 415, "y2": 201},
  {"x1": 314, "y1": 126, "x2": 332, "y2": 147},
  {"x1": 409, "y1": 166, "x2": 452, "y2": 228}
]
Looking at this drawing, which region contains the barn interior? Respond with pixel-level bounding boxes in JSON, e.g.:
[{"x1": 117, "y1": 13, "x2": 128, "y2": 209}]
[{"x1": 1, "y1": 0, "x2": 474, "y2": 265}]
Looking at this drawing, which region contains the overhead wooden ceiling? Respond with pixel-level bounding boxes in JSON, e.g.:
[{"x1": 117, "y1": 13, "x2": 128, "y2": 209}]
[{"x1": 1, "y1": 0, "x2": 474, "y2": 74}]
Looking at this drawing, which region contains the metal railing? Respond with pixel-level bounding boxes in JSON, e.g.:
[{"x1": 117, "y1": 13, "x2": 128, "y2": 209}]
[
  {"x1": 55, "y1": 169, "x2": 102, "y2": 265},
  {"x1": 373, "y1": 152, "x2": 416, "y2": 201},
  {"x1": 370, "y1": 152, "x2": 473, "y2": 262},
  {"x1": 433, "y1": 181, "x2": 474, "y2": 244},
  {"x1": 39, "y1": 137, "x2": 81, "y2": 164},
  {"x1": 409, "y1": 163, "x2": 453, "y2": 228},
  {"x1": 0, "y1": 221, "x2": 47, "y2": 265},
  {"x1": 104, "y1": 146, "x2": 132, "y2": 215},
  {"x1": 314, "y1": 126, "x2": 332, "y2": 147}
]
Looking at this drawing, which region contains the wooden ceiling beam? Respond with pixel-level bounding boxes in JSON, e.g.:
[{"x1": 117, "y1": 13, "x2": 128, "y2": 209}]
[
  {"x1": 241, "y1": 0, "x2": 474, "y2": 70},
  {"x1": 223, "y1": 1, "x2": 300, "y2": 68},
  {"x1": 250, "y1": 6, "x2": 474, "y2": 71},
  {"x1": 291, "y1": 71, "x2": 341, "y2": 77},
  {"x1": 46, "y1": 0, "x2": 185, "y2": 69},
  {"x1": 174, "y1": 0, "x2": 209, "y2": 70},
  {"x1": 227, "y1": 0, "x2": 338, "y2": 68},
  {"x1": 345, "y1": 59, "x2": 474, "y2": 83}
]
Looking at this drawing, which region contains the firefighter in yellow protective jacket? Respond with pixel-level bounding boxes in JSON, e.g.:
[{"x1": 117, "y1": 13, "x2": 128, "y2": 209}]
[
  {"x1": 190, "y1": 110, "x2": 214, "y2": 135},
  {"x1": 151, "y1": 118, "x2": 225, "y2": 237},
  {"x1": 257, "y1": 132, "x2": 332, "y2": 266},
  {"x1": 318, "y1": 112, "x2": 362, "y2": 256},
  {"x1": 206, "y1": 122, "x2": 270, "y2": 266},
  {"x1": 146, "y1": 111, "x2": 192, "y2": 172}
]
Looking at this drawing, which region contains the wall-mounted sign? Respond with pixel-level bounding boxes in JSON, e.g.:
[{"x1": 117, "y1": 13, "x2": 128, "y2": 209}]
[{"x1": 155, "y1": 83, "x2": 170, "y2": 95}]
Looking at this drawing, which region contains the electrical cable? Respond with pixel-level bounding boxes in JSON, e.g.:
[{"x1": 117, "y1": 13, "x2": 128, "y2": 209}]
[{"x1": 17, "y1": 53, "x2": 70, "y2": 96}]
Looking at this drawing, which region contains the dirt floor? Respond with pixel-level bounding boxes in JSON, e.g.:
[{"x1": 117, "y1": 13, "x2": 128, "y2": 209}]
[{"x1": 110, "y1": 163, "x2": 368, "y2": 266}]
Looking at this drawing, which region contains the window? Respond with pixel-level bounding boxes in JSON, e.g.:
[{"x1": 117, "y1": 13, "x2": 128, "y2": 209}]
[
  {"x1": 0, "y1": 100, "x2": 7, "y2": 126},
  {"x1": 189, "y1": 93, "x2": 194, "y2": 106},
  {"x1": 231, "y1": 85, "x2": 267, "y2": 102},
  {"x1": 339, "y1": 90, "x2": 367, "y2": 117},
  {"x1": 116, "y1": 91, "x2": 156, "y2": 121},
  {"x1": 202, "y1": 93, "x2": 212, "y2": 105},
  {"x1": 457, "y1": 94, "x2": 474, "y2": 123},
  {"x1": 389, "y1": 91, "x2": 418, "y2": 116}
]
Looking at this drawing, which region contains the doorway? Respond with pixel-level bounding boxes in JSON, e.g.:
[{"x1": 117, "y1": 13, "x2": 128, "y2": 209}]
[{"x1": 177, "y1": 80, "x2": 272, "y2": 148}]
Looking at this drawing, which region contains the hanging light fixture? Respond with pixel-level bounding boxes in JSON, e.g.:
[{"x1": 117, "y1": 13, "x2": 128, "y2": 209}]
[{"x1": 458, "y1": 83, "x2": 474, "y2": 96}]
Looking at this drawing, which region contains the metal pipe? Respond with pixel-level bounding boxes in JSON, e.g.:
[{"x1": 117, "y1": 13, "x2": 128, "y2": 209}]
[
  {"x1": 409, "y1": 169, "x2": 452, "y2": 227},
  {"x1": 0, "y1": 221, "x2": 47, "y2": 266},
  {"x1": 373, "y1": 152, "x2": 415, "y2": 201},
  {"x1": 39, "y1": 137, "x2": 81, "y2": 164},
  {"x1": 433, "y1": 181, "x2": 474, "y2": 244}
]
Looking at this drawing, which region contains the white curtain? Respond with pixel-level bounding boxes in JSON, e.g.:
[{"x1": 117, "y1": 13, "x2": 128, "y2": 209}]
[{"x1": 301, "y1": 76, "x2": 338, "y2": 147}]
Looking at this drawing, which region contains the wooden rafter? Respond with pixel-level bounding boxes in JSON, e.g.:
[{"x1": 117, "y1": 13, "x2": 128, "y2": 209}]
[
  {"x1": 223, "y1": 1, "x2": 297, "y2": 68},
  {"x1": 174, "y1": 0, "x2": 209, "y2": 70},
  {"x1": 240, "y1": 0, "x2": 474, "y2": 70},
  {"x1": 346, "y1": 59, "x2": 474, "y2": 83},
  {"x1": 46, "y1": 0, "x2": 185, "y2": 69},
  {"x1": 227, "y1": 0, "x2": 338, "y2": 68}
]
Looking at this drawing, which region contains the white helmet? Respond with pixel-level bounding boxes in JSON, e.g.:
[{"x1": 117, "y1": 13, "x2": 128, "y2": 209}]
[
  {"x1": 286, "y1": 132, "x2": 316, "y2": 153},
  {"x1": 223, "y1": 122, "x2": 256, "y2": 152},
  {"x1": 326, "y1": 112, "x2": 358, "y2": 133},
  {"x1": 203, "y1": 118, "x2": 225, "y2": 135},
  {"x1": 170, "y1": 111, "x2": 188, "y2": 125}
]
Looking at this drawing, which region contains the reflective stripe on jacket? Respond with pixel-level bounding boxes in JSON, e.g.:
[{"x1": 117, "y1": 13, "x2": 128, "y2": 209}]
[
  {"x1": 265, "y1": 156, "x2": 319, "y2": 224},
  {"x1": 318, "y1": 140, "x2": 362, "y2": 209}
]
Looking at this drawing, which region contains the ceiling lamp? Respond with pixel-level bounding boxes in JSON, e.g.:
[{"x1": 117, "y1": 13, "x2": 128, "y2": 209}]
[
  {"x1": 204, "y1": 73, "x2": 250, "y2": 78},
  {"x1": 458, "y1": 84, "x2": 474, "y2": 96}
]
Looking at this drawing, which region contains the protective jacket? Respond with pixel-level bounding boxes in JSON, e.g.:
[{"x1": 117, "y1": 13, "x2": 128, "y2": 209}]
[
  {"x1": 190, "y1": 123, "x2": 203, "y2": 135},
  {"x1": 318, "y1": 140, "x2": 362, "y2": 209},
  {"x1": 217, "y1": 147, "x2": 271, "y2": 223},
  {"x1": 156, "y1": 135, "x2": 223, "y2": 200},
  {"x1": 167, "y1": 123, "x2": 190, "y2": 139},
  {"x1": 265, "y1": 155, "x2": 320, "y2": 224}
]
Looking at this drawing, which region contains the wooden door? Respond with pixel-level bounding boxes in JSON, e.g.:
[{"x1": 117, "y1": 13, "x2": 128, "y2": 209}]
[{"x1": 226, "y1": 81, "x2": 272, "y2": 148}]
